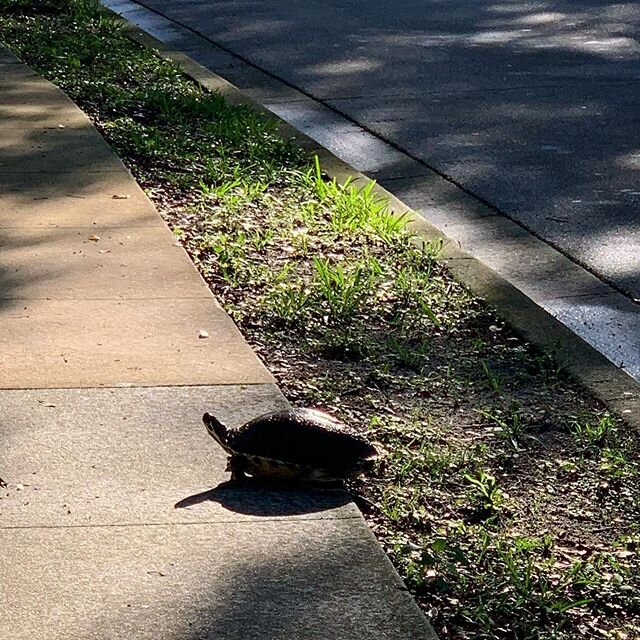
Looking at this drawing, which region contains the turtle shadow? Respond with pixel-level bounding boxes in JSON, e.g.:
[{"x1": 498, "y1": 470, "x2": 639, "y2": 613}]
[{"x1": 175, "y1": 479, "x2": 353, "y2": 517}]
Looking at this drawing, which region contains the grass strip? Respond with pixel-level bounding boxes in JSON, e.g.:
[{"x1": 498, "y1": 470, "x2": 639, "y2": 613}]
[{"x1": 1, "y1": 2, "x2": 639, "y2": 638}]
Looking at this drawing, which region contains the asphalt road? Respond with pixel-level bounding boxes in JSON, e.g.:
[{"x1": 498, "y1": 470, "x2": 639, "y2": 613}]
[{"x1": 127, "y1": 0, "x2": 640, "y2": 301}]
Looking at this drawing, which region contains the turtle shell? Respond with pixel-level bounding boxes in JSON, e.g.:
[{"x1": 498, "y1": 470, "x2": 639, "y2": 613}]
[{"x1": 227, "y1": 408, "x2": 378, "y2": 477}]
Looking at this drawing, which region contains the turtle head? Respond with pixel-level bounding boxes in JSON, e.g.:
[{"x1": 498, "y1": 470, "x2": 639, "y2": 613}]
[{"x1": 203, "y1": 413, "x2": 232, "y2": 452}]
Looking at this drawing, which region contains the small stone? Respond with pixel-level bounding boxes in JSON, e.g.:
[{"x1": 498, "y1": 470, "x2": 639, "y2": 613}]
[{"x1": 198, "y1": 330, "x2": 209, "y2": 339}]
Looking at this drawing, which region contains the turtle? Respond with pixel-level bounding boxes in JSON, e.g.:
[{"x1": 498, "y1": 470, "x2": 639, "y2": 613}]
[{"x1": 203, "y1": 408, "x2": 379, "y2": 482}]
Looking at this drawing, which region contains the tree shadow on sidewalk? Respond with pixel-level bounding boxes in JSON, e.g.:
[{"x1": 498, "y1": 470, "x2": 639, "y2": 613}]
[{"x1": 0, "y1": 54, "x2": 156, "y2": 312}]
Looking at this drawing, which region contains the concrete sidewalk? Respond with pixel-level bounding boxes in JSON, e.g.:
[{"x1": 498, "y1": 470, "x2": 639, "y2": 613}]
[{"x1": 0, "y1": 51, "x2": 436, "y2": 639}]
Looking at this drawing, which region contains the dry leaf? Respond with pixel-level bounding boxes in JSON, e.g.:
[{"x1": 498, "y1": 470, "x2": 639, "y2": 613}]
[{"x1": 198, "y1": 330, "x2": 209, "y2": 339}]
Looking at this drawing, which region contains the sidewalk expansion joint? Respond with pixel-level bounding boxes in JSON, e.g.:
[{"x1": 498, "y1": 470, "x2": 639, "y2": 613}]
[
  {"x1": 0, "y1": 296, "x2": 215, "y2": 301},
  {"x1": 0, "y1": 382, "x2": 278, "y2": 391},
  {"x1": 0, "y1": 169, "x2": 125, "y2": 174},
  {"x1": 0, "y1": 515, "x2": 362, "y2": 531}
]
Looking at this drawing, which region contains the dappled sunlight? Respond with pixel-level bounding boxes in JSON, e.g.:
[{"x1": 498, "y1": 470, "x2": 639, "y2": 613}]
[
  {"x1": 549, "y1": 295, "x2": 640, "y2": 377},
  {"x1": 385, "y1": 26, "x2": 639, "y2": 60},
  {"x1": 616, "y1": 149, "x2": 640, "y2": 170},
  {"x1": 482, "y1": 1, "x2": 640, "y2": 58},
  {"x1": 364, "y1": 0, "x2": 640, "y2": 63},
  {"x1": 517, "y1": 12, "x2": 568, "y2": 25},
  {"x1": 486, "y1": 2, "x2": 553, "y2": 15},
  {"x1": 215, "y1": 16, "x2": 291, "y2": 40},
  {"x1": 518, "y1": 34, "x2": 638, "y2": 57},
  {"x1": 471, "y1": 29, "x2": 538, "y2": 45},
  {"x1": 304, "y1": 58, "x2": 383, "y2": 76}
]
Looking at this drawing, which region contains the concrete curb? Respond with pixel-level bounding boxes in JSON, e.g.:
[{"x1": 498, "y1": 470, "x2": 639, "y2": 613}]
[{"x1": 105, "y1": 12, "x2": 640, "y2": 432}]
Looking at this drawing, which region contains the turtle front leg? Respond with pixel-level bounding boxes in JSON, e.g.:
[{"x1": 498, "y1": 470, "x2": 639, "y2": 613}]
[{"x1": 227, "y1": 455, "x2": 248, "y2": 483}]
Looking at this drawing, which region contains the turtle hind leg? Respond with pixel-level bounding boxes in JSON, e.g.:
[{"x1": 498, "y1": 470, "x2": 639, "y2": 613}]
[{"x1": 227, "y1": 455, "x2": 248, "y2": 483}]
